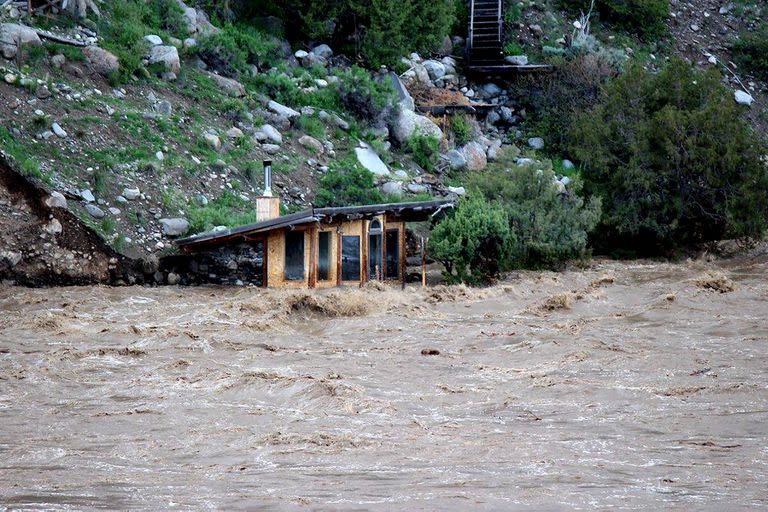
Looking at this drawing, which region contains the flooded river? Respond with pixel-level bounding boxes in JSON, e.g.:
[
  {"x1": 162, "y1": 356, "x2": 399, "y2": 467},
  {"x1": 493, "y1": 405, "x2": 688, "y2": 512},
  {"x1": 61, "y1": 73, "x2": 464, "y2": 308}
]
[{"x1": 1, "y1": 256, "x2": 767, "y2": 510}]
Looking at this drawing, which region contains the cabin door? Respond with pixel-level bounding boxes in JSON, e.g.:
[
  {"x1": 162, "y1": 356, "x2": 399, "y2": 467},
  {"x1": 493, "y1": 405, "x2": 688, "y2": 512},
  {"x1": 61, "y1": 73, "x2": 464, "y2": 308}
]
[{"x1": 368, "y1": 220, "x2": 383, "y2": 280}]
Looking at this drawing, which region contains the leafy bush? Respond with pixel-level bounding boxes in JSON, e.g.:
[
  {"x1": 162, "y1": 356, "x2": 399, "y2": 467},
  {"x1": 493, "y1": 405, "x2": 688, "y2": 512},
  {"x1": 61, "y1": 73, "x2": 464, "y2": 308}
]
[
  {"x1": 295, "y1": 115, "x2": 325, "y2": 139},
  {"x1": 569, "y1": 59, "x2": 768, "y2": 253},
  {"x1": 561, "y1": 0, "x2": 669, "y2": 39},
  {"x1": 469, "y1": 160, "x2": 601, "y2": 269},
  {"x1": 185, "y1": 191, "x2": 258, "y2": 234},
  {"x1": 196, "y1": 24, "x2": 280, "y2": 78},
  {"x1": 429, "y1": 195, "x2": 513, "y2": 284},
  {"x1": 314, "y1": 159, "x2": 385, "y2": 207},
  {"x1": 406, "y1": 132, "x2": 440, "y2": 171},
  {"x1": 336, "y1": 66, "x2": 396, "y2": 127},
  {"x1": 451, "y1": 114, "x2": 471, "y2": 146},
  {"x1": 731, "y1": 23, "x2": 768, "y2": 80}
]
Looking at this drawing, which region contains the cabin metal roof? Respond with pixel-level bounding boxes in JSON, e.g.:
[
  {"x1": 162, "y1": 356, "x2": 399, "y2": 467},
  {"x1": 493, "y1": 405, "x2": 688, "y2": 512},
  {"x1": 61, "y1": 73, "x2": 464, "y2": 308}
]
[{"x1": 175, "y1": 199, "x2": 454, "y2": 250}]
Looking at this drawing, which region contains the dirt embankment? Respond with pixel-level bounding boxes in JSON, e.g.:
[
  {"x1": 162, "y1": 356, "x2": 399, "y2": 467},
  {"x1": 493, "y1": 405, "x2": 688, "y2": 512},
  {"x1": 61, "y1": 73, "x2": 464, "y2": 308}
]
[{"x1": 0, "y1": 152, "x2": 134, "y2": 285}]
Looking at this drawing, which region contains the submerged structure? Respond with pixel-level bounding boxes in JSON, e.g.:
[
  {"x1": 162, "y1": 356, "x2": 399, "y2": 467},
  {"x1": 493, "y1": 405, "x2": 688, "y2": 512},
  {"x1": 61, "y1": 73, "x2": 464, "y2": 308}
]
[{"x1": 171, "y1": 162, "x2": 453, "y2": 288}]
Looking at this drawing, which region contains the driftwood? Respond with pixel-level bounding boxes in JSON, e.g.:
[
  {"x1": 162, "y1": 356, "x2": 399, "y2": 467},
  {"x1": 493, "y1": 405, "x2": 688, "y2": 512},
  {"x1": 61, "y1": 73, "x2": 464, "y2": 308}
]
[{"x1": 33, "y1": 28, "x2": 87, "y2": 46}]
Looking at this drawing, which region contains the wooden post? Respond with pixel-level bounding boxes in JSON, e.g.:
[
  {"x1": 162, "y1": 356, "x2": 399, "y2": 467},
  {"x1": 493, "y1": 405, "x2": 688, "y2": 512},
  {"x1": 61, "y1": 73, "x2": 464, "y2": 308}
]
[
  {"x1": 421, "y1": 236, "x2": 426, "y2": 287},
  {"x1": 308, "y1": 227, "x2": 317, "y2": 289}
]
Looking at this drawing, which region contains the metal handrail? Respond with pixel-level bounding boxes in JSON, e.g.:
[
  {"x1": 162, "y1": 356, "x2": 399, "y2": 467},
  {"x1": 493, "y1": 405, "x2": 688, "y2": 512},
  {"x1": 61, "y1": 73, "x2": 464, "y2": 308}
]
[
  {"x1": 469, "y1": 0, "x2": 475, "y2": 49},
  {"x1": 497, "y1": 0, "x2": 502, "y2": 41}
]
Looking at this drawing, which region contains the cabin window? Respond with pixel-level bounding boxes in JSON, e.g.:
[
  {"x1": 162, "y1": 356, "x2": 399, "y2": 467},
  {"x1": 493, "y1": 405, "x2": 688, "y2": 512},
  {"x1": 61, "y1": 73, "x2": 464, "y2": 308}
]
[
  {"x1": 318, "y1": 231, "x2": 331, "y2": 281},
  {"x1": 341, "y1": 235, "x2": 360, "y2": 281},
  {"x1": 386, "y1": 229, "x2": 400, "y2": 279},
  {"x1": 284, "y1": 231, "x2": 304, "y2": 281}
]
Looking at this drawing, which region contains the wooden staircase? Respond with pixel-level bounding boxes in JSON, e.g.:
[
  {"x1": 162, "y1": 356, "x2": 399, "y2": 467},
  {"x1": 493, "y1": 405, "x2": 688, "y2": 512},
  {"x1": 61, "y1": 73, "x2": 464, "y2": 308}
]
[{"x1": 467, "y1": 0, "x2": 504, "y2": 72}]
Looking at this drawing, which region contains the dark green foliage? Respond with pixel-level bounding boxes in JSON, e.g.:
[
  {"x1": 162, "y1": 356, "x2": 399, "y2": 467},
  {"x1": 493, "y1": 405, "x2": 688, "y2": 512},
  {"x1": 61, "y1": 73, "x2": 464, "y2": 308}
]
[
  {"x1": 569, "y1": 59, "x2": 768, "y2": 253},
  {"x1": 428, "y1": 195, "x2": 513, "y2": 284},
  {"x1": 295, "y1": 115, "x2": 325, "y2": 139},
  {"x1": 336, "y1": 66, "x2": 396, "y2": 127},
  {"x1": 561, "y1": 0, "x2": 669, "y2": 38},
  {"x1": 470, "y1": 162, "x2": 601, "y2": 269},
  {"x1": 186, "y1": 191, "x2": 258, "y2": 234},
  {"x1": 406, "y1": 132, "x2": 440, "y2": 171},
  {"x1": 244, "y1": 0, "x2": 456, "y2": 67},
  {"x1": 196, "y1": 24, "x2": 281, "y2": 78},
  {"x1": 731, "y1": 23, "x2": 768, "y2": 80},
  {"x1": 451, "y1": 114, "x2": 471, "y2": 146},
  {"x1": 314, "y1": 161, "x2": 385, "y2": 207}
]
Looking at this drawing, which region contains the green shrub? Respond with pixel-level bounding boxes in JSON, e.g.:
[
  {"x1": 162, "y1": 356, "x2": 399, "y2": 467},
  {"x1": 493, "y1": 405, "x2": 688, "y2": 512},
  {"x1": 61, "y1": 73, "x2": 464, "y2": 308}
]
[
  {"x1": 185, "y1": 191, "x2": 258, "y2": 234},
  {"x1": 451, "y1": 114, "x2": 471, "y2": 146},
  {"x1": 336, "y1": 66, "x2": 396, "y2": 127},
  {"x1": 314, "y1": 159, "x2": 385, "y2": 207},
  {"x1": 295, "y1": 115, "x2": 325, "y2": 139},
  {"x1": 569, "y1": 59, "x2": 768, "y2": 253},
  {"x1": 429, "y1": 195, "x2": 513, "y2": 284},
  {"x1": 470, "y1": 160, "x2": 601, "y2": 269},
  {"x1": 196, "y1": 24, "x2": 280, "y2": 78},
  {"x1": 561, "y1": 0, "x2": 669, "y2": 38},
  {"x1": 731, "y1": 23, "x2": 768, "y2": 80},
  {"x1": 406, "y1": 132, "x2": 440, "y2": 171}
]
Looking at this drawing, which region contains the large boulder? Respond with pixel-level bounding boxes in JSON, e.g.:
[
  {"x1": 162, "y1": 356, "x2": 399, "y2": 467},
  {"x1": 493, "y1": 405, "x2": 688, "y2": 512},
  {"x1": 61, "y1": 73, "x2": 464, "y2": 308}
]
[
  {"x1": 205, "y1": 72, "x2": 245, "y2": 97},
  {"x1": 267, "y1": 100, "x2": 300, "y2": 119},
  {"x1": 0, "y1": 23, "x2": 41, "y2": 59},
  {"x1": 298, "y1": 135, "x2": 324, "y2": 154},
  {"x1": 381, "y1": 181, "x2": 403, "y2": 197},
  {"x1": 310, "y1": 44, "x2": 333, "y2": 59},
  {"x1": 445, "y1": 149, "x2": 467, "y2": 170},
  {"x1": 258, "y1": 124, "x2": 282, "y2": 144},
  {"x1": 392, "y1": 109, "x2": 443, "y2": 144},
  {"x1": 460, "y1": 141, "x2": 488, "y2": 171},
  {"x1": 82, "y1": 46, "x2": 120, "y2": 76},
  {"x1": 355, "y1": 143, "x2": 390, "y2": 177},
  {"x1": 423, "y1": 60, "x2": 446, "y2": 80},
  {"x1": 735, "y1": 90, "x2": 753, "y2": 106},
  {"x1": 160, "y1": 218, "x2": 190, "y2": 237},
  {"x1": 148, "y1": 45, "x2": 180, "y2": 73}
]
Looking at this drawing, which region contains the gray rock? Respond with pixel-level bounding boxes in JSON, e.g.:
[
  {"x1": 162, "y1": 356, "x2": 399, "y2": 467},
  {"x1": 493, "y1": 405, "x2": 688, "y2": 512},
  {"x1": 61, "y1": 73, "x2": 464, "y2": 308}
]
[
  {"x1": 82, "y1": 46, "x2": 120, "y2": 76},
  {"x1": 562, "y1": 159, "x2": 575, "y2": 170},
  {"x1": 460, "y1": 142, "x2": 488, "y2": 171},
  {"x1": 51, "y1": 122, "x2": 67, "y2": 138},
  {"x1": 80, "y1": 189, "x2": 95, "y2": 202},
  {"x1": 85, "y1": 204, "x2": 105, "y2": 219},
  {"x1": 203, "y1": 132, "x2": 221, "y2": 151},
  {"x1": 183, "y1": 37, "x2": 197, "y2": 48},
  {"x1": 294, "y1": 49, "x2": 308, "y2": 59},
  {"x1": 482, "y1": 83, "x2": 503, "y2": 97},
  {"x1": 310, "y1": 44, "x2": 333, "y2": 59},
  {"x1": 227, "y1": 127, "x2": 244, "y2": 138},
  {"x1": 51, "y1": 54, "x2": 66, "y2": 68},
  {"x1": 154, "y1": 100, "x2": 172, "y2": 115},
  {"x1": 116, "y1": 195, "x2": 127, "y2": 204},
  {"x1": 423, "y1": 59, "x2": 446, "y2": 80},
  {"x1": 445, "y1": 149, "x2": 467, "y2": 170},
  {"x1": 505, "y1": 55, "x2": 528, "y2": 66},
  {"x1": 0, "y1": 23, "x2": 42, "y2": 59},
  {"x1": 355, "y1": 143, "x2": 390, "y2": 177},
  {"x1": 267, "y1": 100, "x2": 300, "y2": 119},
  {"x1": 43, "y1": 218, "x2": 62, "y2": 235},
  {"x1": 45, "y1": 191, "x2": 68, "y2": 209},
  {"x1": 447, "y1": 186, "x2": 466, "y2": 196},
  {"x1": 160, "y1": 218, "x2": 189, "y2": 237},
  {"x1": 263, "y1": 144, "x2": 281, "y2": 155},
  {"x1": 381, "y1": 181, "x2": 403, "y2": 196},
  {"x1": 36, "y1": 86, "x2": 51, "y2": 99},
  {"x1": 206, "y1": 72, "x2": 245, "y2": 97},
  {"x1": 298, "y1": 135, "x2": 324, "y2": 154},
  {"x1": 735, "y1": 90, "x2": 753, "y2": 106},
  {"x1": 407, "y1": 183, "x2": 428, "y2": 194},
  {"x1": 148, "y1": 45, "x2": 181, "y2": 73},
  {"x1": 193, "y1": 193, "x2": 208, "y2": 206},
  {"x1": 392, "y1": 109, "x2": 443, "y2": 144},
  {"x1": 122, "y1": 187, "x2": 140, "y2": 200},
  {"x1": 108, "y1": 207, "x2": 121, "y2": 215},
  {"x1": 0, "y1": 250, "x2": 22, "y2": 267},
  {"x1": 260, "y1": 124, "x2": 282, "y2": 144},
  {"x1": 144, "y1": 34, "x2": 163, "y2": 46},
  {"x1": 516, "y1": 157, "x2": 535, "y2": 166},
  {"x1": 167, "y1": 272, "x2": 181, "y2": 285},
  {"x1": 527, "y1": 137, "x2": 545, "y2": 150},
  {"x1": 394, "y1": 170, "x2": 409, "y2": 179},
  {"x1": 499, "y1": 106, "x2": 515, "y2": 123}
]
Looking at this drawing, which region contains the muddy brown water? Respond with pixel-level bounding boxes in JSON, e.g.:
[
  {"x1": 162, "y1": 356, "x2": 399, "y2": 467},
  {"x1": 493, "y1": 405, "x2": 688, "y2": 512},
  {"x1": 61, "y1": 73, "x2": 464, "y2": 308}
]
[{"x1": 1, "y1": 257, "x2": 767, "y2": 510}]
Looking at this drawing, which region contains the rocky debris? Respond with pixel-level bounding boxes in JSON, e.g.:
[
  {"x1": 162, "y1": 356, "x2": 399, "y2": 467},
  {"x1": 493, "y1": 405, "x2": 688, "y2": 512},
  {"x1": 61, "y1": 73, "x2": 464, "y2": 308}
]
[
  {"x1": 0, "y1": 23, "x2": 42, "y2": 59},
  {"x1": 148, "y1": 45, "x2": 180, "y2": 73},
  {"x1": 267, "y1": 100, "x2": 300, "y2": 119},
  {"x1": 0, "y1": 250, "x2": 22, "y2": 268},
  {"x1": 153, "y1": 99, "x2": 172, "y2": 115},
  {"x1": 528, "y1": 137, "x2": 545, "y2": 150},
  {"x1": 392, "y1": 109, "x2": 443, "y2": 144},
  {"x1": 735, "y1": 90, "x2": 753, "y2": 106},
  {"x1": 160, "y1": 218, "x2": 189, "y2": 237},
  {"x1": 298, "y1": 135, "x2": 324, "y2": 154},
  {"x1": 206, "y1": 72, "x2": 245, "y2": 97},
  {"x1": 144, "y1": 34, "x2": 163, "y2": 46},
  {"x1": 43, "y1": 218, "x2": 62, "y2": 234},
  {"x1": 460, "y1": 141, "x2": 488, "y2": 171},
  {"x1": 85, "y1": 204, "x2": 105, "y2": 219},
  {"x1": 355, "y1": 143, "x2": 390, "y2": 177},
  {"x1": 45, "y1": 192, "x2": 68, "y2": 209},
  {"x1": 82, "y1": 46, "x2": 120, "y2": 75}
]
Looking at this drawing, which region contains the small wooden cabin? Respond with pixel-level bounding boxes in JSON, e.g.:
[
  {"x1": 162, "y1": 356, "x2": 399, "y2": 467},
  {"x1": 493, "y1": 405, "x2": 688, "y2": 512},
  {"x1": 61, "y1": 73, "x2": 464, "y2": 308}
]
[{"x1": 173, "y1": 193, "x2": 453, "y2": 288}]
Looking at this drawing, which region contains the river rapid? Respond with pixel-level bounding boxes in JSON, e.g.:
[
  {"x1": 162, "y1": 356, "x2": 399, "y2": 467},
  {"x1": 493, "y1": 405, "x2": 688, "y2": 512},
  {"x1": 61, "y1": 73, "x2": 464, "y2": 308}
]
[{"x1": 1, "y1": 256, "x2": 767, "y2": 510}]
